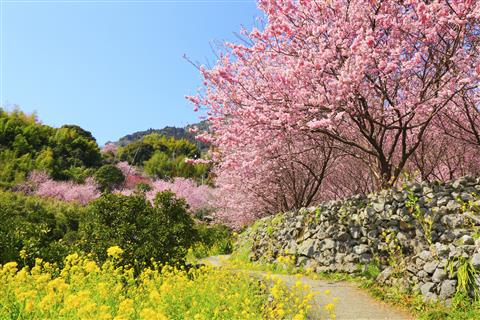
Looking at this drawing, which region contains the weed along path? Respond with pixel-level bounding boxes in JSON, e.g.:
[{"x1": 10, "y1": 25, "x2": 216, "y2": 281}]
[{"x1": 203, "y1": 255, "x2": 413, "y2": 320}]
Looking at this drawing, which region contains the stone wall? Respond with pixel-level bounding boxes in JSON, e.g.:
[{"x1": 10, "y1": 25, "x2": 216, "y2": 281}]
[{"x1": 237, "y1": 176, "x2": 480, "y2": 302}]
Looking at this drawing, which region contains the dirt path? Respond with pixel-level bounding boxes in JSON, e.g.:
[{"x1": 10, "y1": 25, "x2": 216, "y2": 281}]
[{"x1": 202, "y1": 255, "x2": 413, "y2": 320}]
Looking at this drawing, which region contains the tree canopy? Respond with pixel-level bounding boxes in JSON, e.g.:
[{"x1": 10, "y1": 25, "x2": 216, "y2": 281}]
[
  {"x1": 118, "y1": 133, "x2": 210, "y2": 181},
  {"x1": 0, "y1": 108, "x2": 102, "y2": 186}
]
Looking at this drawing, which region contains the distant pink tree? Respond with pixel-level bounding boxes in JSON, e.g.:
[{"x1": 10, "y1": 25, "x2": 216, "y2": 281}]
[
  {"x1": 116, "y1": 161, "x2": 137, "y2": 177},
  {"x1": 320, "y1": 156, "x2": 377, "y2": 200},
  {"x1": 146, "y1": 178, "x2": 215, "y2": 214},
  {"x1": 21, "y1": 169, "x2": 218, "y2": 215},
  {"x1": 25, "y1": 172, "x2": 100, "y2": 205},
  {"x1": 102, "y1": 143, "x2": 118, "y2": 155},
  {"x1": 115, "y1": 161, "x2": 150, "y2": 189}
]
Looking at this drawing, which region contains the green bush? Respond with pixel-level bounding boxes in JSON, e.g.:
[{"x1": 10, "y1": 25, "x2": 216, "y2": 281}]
[
  {"x1": 0, "y1": 187, "x2": 225, "y2": 272},
  {"x1": 93, "y1": 164, "x2": 125, "y2": 191},
  {"x1": 135, "y1": 182, "x2": 152, "y2": 192},
  {"x1": 79, "y1": 191, "x2": 197, "y2": 270},
  {"x1": 0, "y1": 190, "x2": 81, "y2": 266}
]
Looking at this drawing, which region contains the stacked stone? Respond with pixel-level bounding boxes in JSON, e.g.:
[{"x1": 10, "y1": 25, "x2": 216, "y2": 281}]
[{"x1": 237, "y1": 176, "x2": 480, "y2": 302}]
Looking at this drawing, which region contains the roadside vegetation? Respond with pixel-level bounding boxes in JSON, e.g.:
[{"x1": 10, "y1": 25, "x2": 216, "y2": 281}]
[{"x1": 0, "y1": 248, "x2": 314, "y2": 320}]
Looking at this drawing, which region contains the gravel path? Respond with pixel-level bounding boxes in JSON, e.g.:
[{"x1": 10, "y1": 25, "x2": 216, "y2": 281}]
[{"x1": 202, "y1": 255, "x2": 413, "y2": 320}]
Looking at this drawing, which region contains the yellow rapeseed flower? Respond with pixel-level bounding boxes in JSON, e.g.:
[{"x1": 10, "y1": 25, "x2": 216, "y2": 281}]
[
  {"x1": 324, "y1": 303, "x2": 335, "y2": 312},
  {"x1": 19, "y1": 249, "x2": 27, "y2": 260},
  {"x1": 140, "y1": 308, "x2": 168, "y2": 320},
  {"x1": 117, "y1": 298, "x2": 134, "y2": 316},
  {"x1": 107, "y1": 246, "x2": 124, "y2": 260},
  {"x1": 0, "y1": 249, "x2": 316, "y2": 319}
]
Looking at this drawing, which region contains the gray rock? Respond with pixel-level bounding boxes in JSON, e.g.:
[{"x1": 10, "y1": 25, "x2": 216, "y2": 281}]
[
  {"x1": 344, "y1": 253, "x2": 359, "y2": 263},
  {"x1": 295, "y1": 221, "x2": 303, "y2": 229},
  {"x1": 421, "y1": 282, "x2": 435, "y2": 295},
  {"x1": 285, "y1": 240, "x2": 298, "y2": 253},
  {"x1": 360, "y1": 253, "x2": 373, "y2": 263},
  {"x1": 342, "y1": 263, "x2": 357, "y2": 273},
  {"x1": 446, "y1": 200, "x2": 461, "y2": 211},
  {"x1": 315, "y1": 231, "x2": 329, "y2": 240},
  {"x1": 367, "y1": 230, "x2": 378, "y2": 239},
  {"x1": 396, "y1": 232, "x2": 408, "y2": 242},
  {"x1": 440, "y1": 230, "x2": 456, "y2": 243},
  {"x1": 373, "y1": 202, "x2": 385, "y2": 213},
  {"x1": 337, "y1": 232, "x2": 350, "y2": 242},
  {"x1": 350, "y1": 227, "x2": 361, "y2": 239},
  {"x1": 452, "y1": 179, "x2": 462, "y2": 189},
  {"x1": 353, "y1": 244, "x2": 370, "y2": 255},
  {"x1": 376, "y1": 267, "x2": 393, "y2": 284},
  {"x1": 472, "y1": 253, "x2": 480, "y2": 270},
  {"x1": 423, "y1": 261, "x2": 439, "y2": 274},
  {"x1": 407, "y1": 263, "x2": 419, "y2": 274},
  {"x1": 298, "y1": 239, "x2": 316, "y2": 257},
  {"x1": 435, "y1": 243, "x2": 449, "y2": 257},
  {"x1": 296, "y1": 256, "x2": 308, "y2": 266},
  {"x1": 432, "y1": 268, "x2": 447, "y2": 283},
  {"x1": 304, "y1": 259, "x2": 319, "y2": 270},
  {"x1": 460, "y1": 235, "x2": 475, "y2": 245},
  {"x1": 437, "y1": 259, "x2": 448, "y2": 269},
  {"x1": 439, "y1": 280, "x2": 457, "y2": 300},
  {"x1": 418, "y1": 250, "x2": 433, "y2": 261},
  {"x1": 460, "y1": 192, "x2": 473, "y2": 202},
  {"x1": 335, "y1": 253, "x2": 346, "y2": 263},
  {"x1": 437, "y1": 197, "x2": 449, "y2": 207},
  {"x1": 424, "y1": 292, "x2": 438, "y2": 302},
  {"x1": 322, "y1": 239, "x2": 336, "y2": 250}
]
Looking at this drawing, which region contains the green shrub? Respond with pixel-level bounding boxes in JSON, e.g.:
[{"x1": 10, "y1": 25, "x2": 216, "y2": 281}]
[
  {"x1": 93, "y1": 164, "x2": 125, "y2": 191},
  {"x1": 79, "y1": 191, "x2": 196, "y2": 270},
  {"x1": 135, "y1": 182, "x2": 152, "y2": 192},
  {"x1": 0, "y1": 190, "x2": 81, "y2": 266}
]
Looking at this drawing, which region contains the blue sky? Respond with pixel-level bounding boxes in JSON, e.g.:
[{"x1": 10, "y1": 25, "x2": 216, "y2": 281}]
[{"x1": 1, "y1": 0, "x2": 261, "y2": 145}]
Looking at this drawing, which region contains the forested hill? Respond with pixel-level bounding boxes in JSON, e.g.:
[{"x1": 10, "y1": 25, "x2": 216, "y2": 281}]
[{"x1": 111, "y1": 121, "x2": 209, "y2": 150}]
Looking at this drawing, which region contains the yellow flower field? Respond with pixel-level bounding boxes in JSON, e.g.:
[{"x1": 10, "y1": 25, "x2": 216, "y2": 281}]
[{"x1": 0, "y1": 248, "x2": 314, "y2": 319}]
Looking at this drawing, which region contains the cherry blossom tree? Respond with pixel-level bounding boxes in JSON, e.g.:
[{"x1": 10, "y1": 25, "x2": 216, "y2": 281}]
[
  {"x1": 213, "y1": 132, "x2": 337, "y2": 220},
  {"x1": 102, "y1": 143, "x2": 118, "y2": 155},
  {"x1": 188, "y1": 0, "x2": 480, "y2": 225},
  {"x1": 409, "y1": 129, "x2": 480, "y2": 182},
  {"x1": 437, "y1": 90, "x2": 480, "y2": 148},
  {"x1": 192, "y1": 0, "x2": 480, "y2": 188},
  {"x1": 145, "y1": 178, "x2": 216, "y2": 215},
  {"x1": 23, "y1": 171, "x2": 100, "y2": 205},
  {"x1": 115, "y1": 161, "x2": 150, "y2": 189}
]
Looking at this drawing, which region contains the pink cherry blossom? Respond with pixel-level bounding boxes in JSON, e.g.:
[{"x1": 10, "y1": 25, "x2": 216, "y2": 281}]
[
  {"x1": 145, "y1": 178, "x2": 215, "y2": 214},
  {"x1": 189, "y1": 0, "x2": 480, "y2": 226},
  {"x1": 102, "y1": 143, "x2": 117, "y2": 155},
  {"x1": 25, "y1": 172, "x2": 101, "y2": 205}
]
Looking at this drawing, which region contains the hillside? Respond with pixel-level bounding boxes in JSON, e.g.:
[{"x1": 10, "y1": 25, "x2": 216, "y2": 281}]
[{"x1": 111, "y1": 120, "x2": 210, "y2": 152}]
